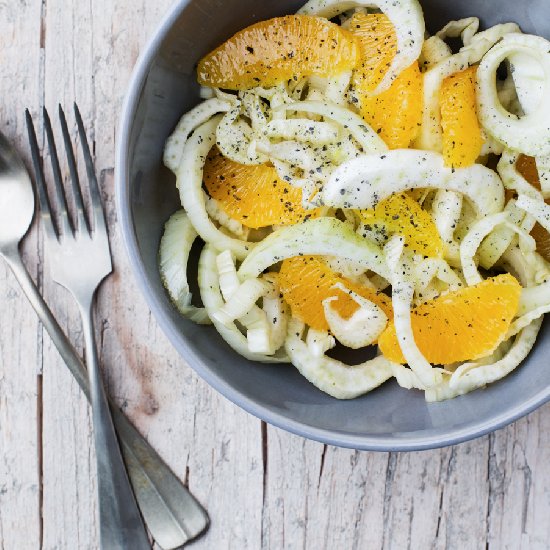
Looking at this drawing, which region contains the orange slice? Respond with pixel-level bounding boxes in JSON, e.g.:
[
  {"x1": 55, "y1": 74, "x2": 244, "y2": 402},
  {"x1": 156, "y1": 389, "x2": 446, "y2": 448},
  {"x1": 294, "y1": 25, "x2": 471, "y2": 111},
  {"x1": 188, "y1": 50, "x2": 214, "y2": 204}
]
[
  {"x1": 279, "y1": 255, "x2": 393, "y2": 332},
  {"x1": 203, "y1": 148, "x2": 320, "y2": 229},
  {"x1": 197, "y1": 15, "x2": 360, "y2": 90},
  {"x1": 440, "y1": 66, "x2": 484, "y2": 168},
  {"x1": 517, "y1": 154, "x2": 541, "y2": 190},
  {"x1": 349, "y1": 13, "x2": 422, "y2": 149},
  {"x1": 531, "y1": 222, "x2": 550, "y2": 262},
  {"x1": 358, "y1": 193, "x2": 443, "y2": 257},
  {"x1": 526, "y1": 218, "x2": 550, "y2": 263},
  {"x1": 349, "y1": 13, "x2": 397, "y2": 94},
  {"x1": 379, "y1": 274, "x2": 521, "y2": 365},
  {"x1": 357, "y1": 63, "x2": 423, "y2": 149}
]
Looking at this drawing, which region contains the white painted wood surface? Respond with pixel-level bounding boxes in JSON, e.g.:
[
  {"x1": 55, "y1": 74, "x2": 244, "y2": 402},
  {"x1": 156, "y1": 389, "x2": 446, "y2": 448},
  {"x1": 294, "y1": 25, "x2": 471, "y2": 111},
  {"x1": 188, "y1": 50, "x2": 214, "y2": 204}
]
[{"x1": 1, "y1": 2, "x2": 550, "y2": 549}]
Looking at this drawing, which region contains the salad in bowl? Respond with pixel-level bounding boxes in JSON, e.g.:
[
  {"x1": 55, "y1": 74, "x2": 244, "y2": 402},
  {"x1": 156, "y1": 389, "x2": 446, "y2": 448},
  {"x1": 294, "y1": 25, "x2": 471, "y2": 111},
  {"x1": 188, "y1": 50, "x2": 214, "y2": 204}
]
[{"x1": 158, "y1": 0, "x2": 550, "y2": 403}]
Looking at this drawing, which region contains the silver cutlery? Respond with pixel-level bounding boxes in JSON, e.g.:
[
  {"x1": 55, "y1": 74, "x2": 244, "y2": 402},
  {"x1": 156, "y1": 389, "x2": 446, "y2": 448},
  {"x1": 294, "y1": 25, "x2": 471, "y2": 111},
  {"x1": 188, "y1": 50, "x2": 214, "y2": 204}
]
[
  {"x1": 28, "y1": 104, "x2": 150, "y2": 549},
  {"x1": 0, "y1": 114, "x2": 208, "y2": 549}
]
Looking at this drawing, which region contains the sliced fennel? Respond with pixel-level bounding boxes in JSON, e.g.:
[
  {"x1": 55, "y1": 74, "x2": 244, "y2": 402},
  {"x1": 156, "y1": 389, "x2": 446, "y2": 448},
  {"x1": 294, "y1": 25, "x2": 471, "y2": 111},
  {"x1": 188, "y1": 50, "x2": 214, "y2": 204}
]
[
  {"x1": 516, "y1": 194, "x2": 550, "y2": 234},
  {"x1": 497, "y1": 150, "x2": 543, "y2": 200},
  {"x1": 324, "y1": 71, "x2": 353, "y2": 105},
  {"x1": 261, "y1": 274, "x2": 290, "y2": 353},
  {"x1": 518, "y1": 279, "x2": 550, "y2": 316},
  {"x1": 215, "y1": 251, "x2": 286, "y2": 355},
  {"x1": 416, "y1": 23, "x2": 519, "y2": 152},
  {"x1": 274, "y1": 101, "x2": 388, "y2": 154},
  {"x1": 324, "y1": 255, "x2": 373, "y2": 286},
  {"x1": 436, "y1": 17, "x2": 479, "y2": 47},
  {"x1": 306, "y1": 328, "x2": 336, "y2": 358},
  {"x1": 198, "y1": 246, "x2": 288, "y2": 363},
  {"x1": 509, "y1": 51, "x2": 544, "y2": 116},
  {"x1": 391, "y1": 363, "x2": 432, "y2": 391},
  {"x1": 385, "y1": 237, "x2": 443, "y2": 388},
  {"x1": 285, "y1": 318, "x2": 394, "y2": 399},
  {"x1": 322, "y1": 150, "x2": 504, "y2": 217},
  {"x1": 204, "y1": 194, "x2": 249, "y2": 240},
  {"x1": 419, "y1": 36, "x2": 451, "y2": 71},
  {"x1": 176, "y1": 116, "x2": 254, "y2": 260},
  {"x1": 262, "y1": 140, "x2": 320, "y2": 172},
  {"x1": 412, "y1": 258, "x2": 463, "y2": 296},
  {"x1": 416, "y1": 53, "x2": 469, "y2": 151},
  {"x1": 460, "y1": 212, "x2": 536, "y2": 286},
  {"x1": 507, "y1": 304, "x2": 550, "y2": 340},
  {"x1": 477, "y1": 33, "x2": 550, "y2": 156},
  {"x1": 263, "y1": 119, "x2": 340, "y2": 144},
  {"x1": 164, "y1": 98, "x2": 233, "y2": 173},
  {"x1": 241, "y1": 90, "x2": 269, "y2": 132},
  {"x1": 460, "y1": 213, "x2": 510, "y2": 286},
  {"x1": 216, "y1": 250, "x2": 241, "y2": 300},
  {"x1": 238, "y1": 217, "x2": 390, "y2": 281},
  {"x1": 159, "y1": 210, "x2": 211, "y2": 324},
  {"x1": 431, "y1": 190, "x2": 462, "y2": 246},
  {"x1": 478, "y1": 199, "x2": 526, "y2": 270},
  {"x1": 211, "y1": 278, "x2": 270, "y2": 325},
  {"x1": 323, "y1": 283, "x2": 388, "y2": 349},
  {"x1": 431, "y1": 189, "x2": 462, "y2": 262},
  {"x1": 216, "y1": 106, "x2": 268, "y2": 165}
]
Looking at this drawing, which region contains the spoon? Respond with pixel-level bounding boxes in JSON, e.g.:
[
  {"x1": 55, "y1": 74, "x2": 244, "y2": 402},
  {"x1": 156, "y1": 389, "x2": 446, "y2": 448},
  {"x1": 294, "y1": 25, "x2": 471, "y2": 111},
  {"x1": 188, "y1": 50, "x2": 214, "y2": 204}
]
[{"x1": 0, "y1": 129, "x2": 208, "y2": 548}]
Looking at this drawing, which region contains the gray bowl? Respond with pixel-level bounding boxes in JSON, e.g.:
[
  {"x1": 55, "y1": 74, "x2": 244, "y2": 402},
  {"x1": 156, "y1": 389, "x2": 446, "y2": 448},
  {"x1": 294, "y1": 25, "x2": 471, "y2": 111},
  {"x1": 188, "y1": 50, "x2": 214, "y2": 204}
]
[{"x1": 116, "y1": 0, "x2": 550, "y2": 451}]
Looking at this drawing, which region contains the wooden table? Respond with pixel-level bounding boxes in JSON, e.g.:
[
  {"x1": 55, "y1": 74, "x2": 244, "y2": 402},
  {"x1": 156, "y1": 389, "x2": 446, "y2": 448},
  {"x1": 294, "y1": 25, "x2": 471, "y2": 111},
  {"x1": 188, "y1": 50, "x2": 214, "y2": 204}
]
[{"x1": 2, "y1": 2, "x2": 550, "y2": 549}]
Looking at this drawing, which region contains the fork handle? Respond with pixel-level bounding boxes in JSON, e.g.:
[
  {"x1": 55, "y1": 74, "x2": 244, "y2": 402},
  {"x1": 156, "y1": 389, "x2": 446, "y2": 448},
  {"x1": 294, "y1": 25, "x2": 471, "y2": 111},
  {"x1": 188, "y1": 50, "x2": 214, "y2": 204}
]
[
  {"x1": 3, "y1": 247, "x2": 208, "y2": 549},
  {"x1": 78, "y1": 295, "x2": 151, "y2": 550}
]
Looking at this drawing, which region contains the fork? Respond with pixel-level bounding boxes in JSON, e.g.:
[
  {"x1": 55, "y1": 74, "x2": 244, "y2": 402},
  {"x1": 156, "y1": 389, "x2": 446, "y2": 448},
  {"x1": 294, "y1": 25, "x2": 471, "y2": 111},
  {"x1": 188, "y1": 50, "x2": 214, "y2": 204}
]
[{"x1": 27, "y1": 105, "x2": 150, "y2": 550}]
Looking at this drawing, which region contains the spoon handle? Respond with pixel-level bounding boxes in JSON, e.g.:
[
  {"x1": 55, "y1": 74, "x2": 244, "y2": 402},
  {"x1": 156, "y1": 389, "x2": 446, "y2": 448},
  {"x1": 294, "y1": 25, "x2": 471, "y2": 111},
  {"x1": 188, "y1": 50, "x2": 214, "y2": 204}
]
[{"x1": 3, "y1": 246, "x2": 209, "y2": 549}]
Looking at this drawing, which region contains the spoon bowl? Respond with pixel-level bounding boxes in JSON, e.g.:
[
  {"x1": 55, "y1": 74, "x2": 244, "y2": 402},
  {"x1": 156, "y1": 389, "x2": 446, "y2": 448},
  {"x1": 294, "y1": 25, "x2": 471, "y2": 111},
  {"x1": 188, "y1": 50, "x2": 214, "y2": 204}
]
[{"x1": 0, "y1": 132, "x2": 35, "y2": 250}]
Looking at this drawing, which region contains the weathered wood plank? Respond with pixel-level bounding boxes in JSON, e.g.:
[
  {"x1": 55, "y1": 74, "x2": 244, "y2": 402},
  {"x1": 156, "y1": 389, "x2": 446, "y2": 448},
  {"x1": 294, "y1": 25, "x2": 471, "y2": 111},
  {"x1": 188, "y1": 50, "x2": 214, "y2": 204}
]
[
  {"x1": 0, "y1": 1, "x2": 43, "y2": 549},
  {"x1": 69, "y1": 1, "x2": 265, "y2": 548},
  {"x1": 432, "y1": 443, "x2": 489, "y2": 550},
  {"x1": 261, "y1": 431, "x2": 491, "y2": 550},
  {"x1": 0, "y1": 267, "x2": 42, "y2": 550},
  {"x1": 487, "y1": 406, "x2": 550, "y2": 550},
  {"x1": 38, "y1": 0, "x2": 99, "y2": 545},
  {"x1": 261, "y1": 434, "x2": 391, "y2": 550},
  {"x1": 3, "y1": 2, "x2": 550, "y2": 550}
]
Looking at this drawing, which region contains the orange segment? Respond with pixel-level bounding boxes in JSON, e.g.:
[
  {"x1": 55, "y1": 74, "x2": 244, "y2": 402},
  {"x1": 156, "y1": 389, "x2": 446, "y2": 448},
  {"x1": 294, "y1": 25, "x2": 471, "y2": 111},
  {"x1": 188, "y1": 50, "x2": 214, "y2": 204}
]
[
  {"x1": 279, "y1": 256, "x2": 393, "y2": 332},
  {"x1": 349, "y1": 13, "x2": 422, "y2": 149},
  {"x1": 356, "y1": 62, "x2": 423, "y2": 149},
  {"x1": 203, "y1": 148, "x2": 320, "y2": 229},
  {"x1": 517, "y1": 154, "x2": 541, "y2": 190},
  {"x1": 530, "y1": 222, "x2": 550, "y2": 262},
  {"x1": 358, "y1": 193, "x2": 443, "y2": 257},
  {"x1": 349, "y1": 13, "x2": 397, "y2": 94},
  {"x1": 440, "y1": 66, "x2": 484, "y2": 168},
  {"x1": 197, "y1": 15, "x2": 360, "y2": 90},
  {"x1": 379, "y1": 274, "x2": 521, "y2": 365}
]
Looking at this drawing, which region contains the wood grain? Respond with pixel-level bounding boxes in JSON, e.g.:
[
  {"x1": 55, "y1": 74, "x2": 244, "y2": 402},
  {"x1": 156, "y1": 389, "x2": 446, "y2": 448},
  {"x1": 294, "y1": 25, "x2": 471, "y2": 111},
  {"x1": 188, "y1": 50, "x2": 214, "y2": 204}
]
[
  {"x1": 0, "y1": 1, "x2": 43, "y2": 549},
  {"x1": 2, "y1": 1, "x2": 550, "y2": 549}
]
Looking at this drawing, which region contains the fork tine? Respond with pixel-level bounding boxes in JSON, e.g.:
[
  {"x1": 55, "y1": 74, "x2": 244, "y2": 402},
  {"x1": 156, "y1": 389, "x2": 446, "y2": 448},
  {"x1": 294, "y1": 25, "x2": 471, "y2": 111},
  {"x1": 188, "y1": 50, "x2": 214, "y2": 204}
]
[
  {"x1": 58, "y1": 105, "x2": 90, "y2": 233},
  {"x1": 25, "y1": 109, "x2": 59, "y2": 241},
  {"x1": 43, "y1": 107, "x2": 74, "y2": 236},
  {"x1": 74, "y1": 103, "x2": 107, "y2": 235}
]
